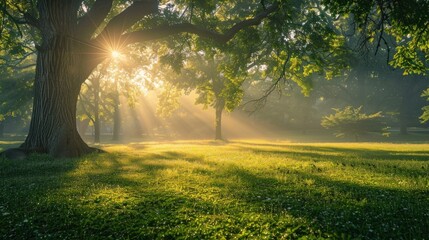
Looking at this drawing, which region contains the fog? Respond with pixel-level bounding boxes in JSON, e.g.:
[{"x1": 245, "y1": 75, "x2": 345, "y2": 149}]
[
  {"x1": 2, "y1": 49, "x2": 429, "y2": 144},
  {"x1": 80, "y1": 92, "x2": 283, "y2": 142},
  {"x1": 73, "y1": 67, "x2": 428, "y2": 144}
]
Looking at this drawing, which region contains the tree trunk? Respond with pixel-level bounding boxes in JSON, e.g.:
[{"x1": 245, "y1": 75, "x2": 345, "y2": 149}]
[
  {"x1": 94, "y1": 77, "x2": 101, "y2": 143},
  {"x1": 19, "y1": 1, "x2": 96, "y2": 158},
  {"x1": 94, "y1": 114, "x2": 101, "y2": 143},
  {"x1": 214, "y1": 102, "x2": 224, "y2": 140},
  {"x1": 112, "y1": 80, "x2": 121, "y2": 141}
]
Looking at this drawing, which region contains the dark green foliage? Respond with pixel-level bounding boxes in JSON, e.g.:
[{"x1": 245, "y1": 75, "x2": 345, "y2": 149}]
[
  {"x1": 321, "y1": 106, "x2": 389, "y2": 140},
  {"x1": 323, "y1": 0, "x2": 429, "y2": 75},
  {"x1": 0, "y1": 55, "x2": 34, "y2": 123},
  {"x1": 0, "y1": 73, "x2": 33, "y2": 119}
]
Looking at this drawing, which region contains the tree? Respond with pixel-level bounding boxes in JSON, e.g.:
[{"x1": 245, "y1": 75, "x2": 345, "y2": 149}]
[
  {"x1": 78, "y1": 72, "x2": 103, "y2": 143},
  {"x1": 321, "y1": 106, "x2": 389, "y2": 141},
  {"x1": 0, "y1": 0, "x2": 283, "y2": 157},
  {"x1": 419, "y1": 89, "x2": 429, "y2": 124},
  {"x1": 322, "y1": 0, "x2": 429, "y2": 75},
  {"x1": 0, "y1": 50, "x2": 34, "y2": 139},
  {"x1": 6, "y1": 0, "x2": 414, "y2": 157},
  {"x1": 78, "y1": 47, "x2": 150, "y2": 142},
  {"x1": 161, "y1": 51, "x2": 246, "y2": 140}
]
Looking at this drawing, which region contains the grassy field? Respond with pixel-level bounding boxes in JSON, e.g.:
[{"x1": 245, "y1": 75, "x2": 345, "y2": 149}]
[{"x1": 1, "y1": 140, "x2": 429, "y2": 239}]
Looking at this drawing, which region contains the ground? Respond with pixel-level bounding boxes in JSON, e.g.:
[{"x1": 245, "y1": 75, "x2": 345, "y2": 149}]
[{"x1": 1, "y1": 138, "x2": 429, "y2": 239}]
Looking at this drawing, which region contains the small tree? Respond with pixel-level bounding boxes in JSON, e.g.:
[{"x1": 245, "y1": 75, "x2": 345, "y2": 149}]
[{"x1": 321, "y1": 106, "x2": 389, "y2": 141}]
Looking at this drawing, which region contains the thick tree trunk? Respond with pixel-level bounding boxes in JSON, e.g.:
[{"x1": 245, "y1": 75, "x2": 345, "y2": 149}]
[
  {"x1": 19, "y1": 1, "x2": 96, "y2": 158},
  {"x1": 21, "y1": 49, "x2": 93, "y2": 157}
]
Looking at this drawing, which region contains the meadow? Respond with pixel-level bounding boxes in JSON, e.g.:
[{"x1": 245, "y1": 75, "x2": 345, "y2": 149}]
[{"x1": 1, "y1": 139, "x2": 429, "y2": 239}]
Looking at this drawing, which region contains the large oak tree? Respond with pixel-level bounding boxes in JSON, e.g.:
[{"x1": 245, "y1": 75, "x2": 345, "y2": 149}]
[
  {"x1": 0, "y1": 0, "x2": 281, "y2": 157},
  {"x1": 2, "y1": 0, "x2": 424, "y2": 158}
]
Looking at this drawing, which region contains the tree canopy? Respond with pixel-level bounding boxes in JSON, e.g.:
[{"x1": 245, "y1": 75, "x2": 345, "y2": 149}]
[{"x1": 0, "y1": 0, "x2": 428, "y2": 157}]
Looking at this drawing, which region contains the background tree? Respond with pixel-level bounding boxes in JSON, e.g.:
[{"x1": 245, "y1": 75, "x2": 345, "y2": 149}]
[
  {"x1": 160, "y1": 51, "x2": 246, "y2": 140},
  {"x1": 77, "y1": 46, "x2": 151, "y2": 142},
  {"x1": 321, "y1": 106, "x2": 389, "y2": 141},
  {"x1": 0, "y1": 49, "x2": 34, "y2": 139}
]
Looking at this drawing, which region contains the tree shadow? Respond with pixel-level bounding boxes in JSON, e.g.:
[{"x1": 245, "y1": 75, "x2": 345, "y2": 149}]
[
  {"x1": 217, "y1": 167, "x2": 429, "y2": 239},
  {"x1": 1, "y1": 144, "x2": 428, "y2": 239},
  {"x1": 232, "y1": 143, "x2": 429, "y2": 179}
]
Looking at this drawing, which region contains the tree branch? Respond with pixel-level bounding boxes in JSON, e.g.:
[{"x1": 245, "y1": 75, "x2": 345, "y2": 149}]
[
  {"x1": 241, "y1": 51, "x2": 291, "y2": 113},
  {"x1": 23, "y1": 12, "x2": 40, "y2": 29},
  {"x1": 79, "y1": 1, "x2": 278, "y2": 76},
  {"x1": 78, "y1": 94, "x2": 96, "y2": 123},
  {"x1": 122, "y1": 2, "x2": 279, "y2": 45},
  {"x1": 77, "y1": 0, "x2": 113, "y2": 40},
  {"x1": 94, "y1": 0, "x2": 158, "y2": 44}
]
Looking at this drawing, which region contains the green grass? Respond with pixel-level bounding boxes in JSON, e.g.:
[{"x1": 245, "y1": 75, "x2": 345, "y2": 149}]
[{"x1": 1, "y1": 140, "x2": 429, "y2": 239}]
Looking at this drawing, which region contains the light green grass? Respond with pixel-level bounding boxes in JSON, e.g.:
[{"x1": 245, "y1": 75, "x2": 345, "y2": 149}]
[{"x1": 1, "y1": 140, "x2": 429, "y2": 239}]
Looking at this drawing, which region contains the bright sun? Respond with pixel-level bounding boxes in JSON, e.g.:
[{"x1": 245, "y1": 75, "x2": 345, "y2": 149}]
[{"x1": 111, "y1": 50, "x2": 120, "y2": 59}]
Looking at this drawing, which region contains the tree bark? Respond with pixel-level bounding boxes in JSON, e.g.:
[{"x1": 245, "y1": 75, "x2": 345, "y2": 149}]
[
  {"x1": 20, "y1": 1, "x2": 96, "y2": 158},
  {"x1": 21, "y1": 46, "x2": 93, "y2": 157}
]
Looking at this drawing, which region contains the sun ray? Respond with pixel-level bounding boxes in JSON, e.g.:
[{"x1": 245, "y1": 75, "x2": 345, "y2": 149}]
[{"x1": 111, "y1": 50, "x2": 120, "y2": 59}]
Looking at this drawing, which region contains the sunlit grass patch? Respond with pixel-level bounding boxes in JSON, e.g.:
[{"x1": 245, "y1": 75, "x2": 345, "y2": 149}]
[{"x1": 1, "y1": 140, "x2": 429, "y2": 239}]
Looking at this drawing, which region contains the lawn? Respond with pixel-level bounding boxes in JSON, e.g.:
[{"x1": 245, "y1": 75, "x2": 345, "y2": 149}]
[{"x1": 1, "y1": 140, "x2": 429, "y2": 239}]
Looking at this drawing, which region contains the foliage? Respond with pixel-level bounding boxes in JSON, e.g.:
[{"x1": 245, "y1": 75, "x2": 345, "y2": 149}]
[
  {"x1": 323, "y1": 0, "x2": 429, "y2": 75},
  {"x1": 241, "y1": 0, "x2": 350, "y2": 97},
  {"x1": 1, "y1": 0, "x2": 427, "y2": 157},
  {"x1": 156, "y1": 82, "x2": 182, "y2": 118},
  {"x1": 321, "y1": 106, "x2": 389, "y2": 140},
  {"x1": 77, "y1": 45, "x2": 156, "y2": 129},
  {"x1": 1, "y1": 140, "x2": 429, "y2": 239},
  {"x1": 0, "y1": 51, "x2": 34, "y2": 122}
]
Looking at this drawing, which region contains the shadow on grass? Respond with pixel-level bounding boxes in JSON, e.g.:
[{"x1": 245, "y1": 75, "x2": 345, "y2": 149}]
[
  {"x1": 233, "y1": 142, "x2": 429, "y2": 179},
  {"x1": 1, "y1": 144, "x2": 428, "y2": 239},
  {"x1": 221, "y1": 167, "x2": 429, "y2": 239}
]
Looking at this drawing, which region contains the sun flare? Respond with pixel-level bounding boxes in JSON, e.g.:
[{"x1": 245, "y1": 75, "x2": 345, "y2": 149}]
[{"x1": 111, "y1": 50, "x2": 120, "y2": 59}]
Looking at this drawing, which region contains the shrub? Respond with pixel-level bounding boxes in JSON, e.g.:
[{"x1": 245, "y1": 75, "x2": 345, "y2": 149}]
[{"x1": 321, "y1": 106, "x2": 389, "y2": 141}]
